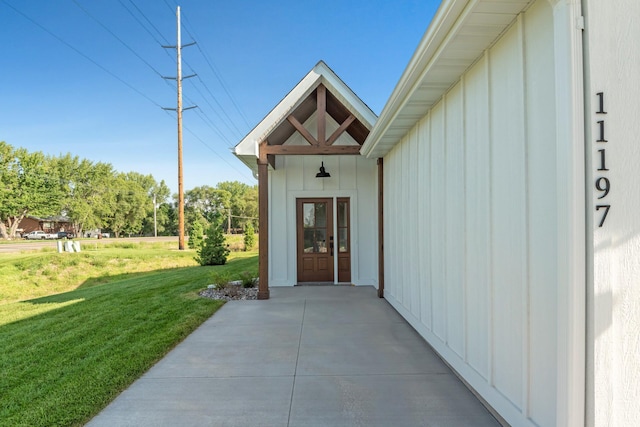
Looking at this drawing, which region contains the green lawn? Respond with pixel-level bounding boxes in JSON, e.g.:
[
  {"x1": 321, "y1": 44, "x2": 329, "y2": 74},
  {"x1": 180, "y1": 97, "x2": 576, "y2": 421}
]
[{"x1": 0, "y1": 242, "x2": 258, "y2": 427}]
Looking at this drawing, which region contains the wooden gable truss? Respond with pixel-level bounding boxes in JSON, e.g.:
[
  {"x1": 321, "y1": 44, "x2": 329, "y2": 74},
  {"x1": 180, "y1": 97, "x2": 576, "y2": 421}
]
[{"x1": 258, "y1": 84, "x2": 370, "y2": 168}]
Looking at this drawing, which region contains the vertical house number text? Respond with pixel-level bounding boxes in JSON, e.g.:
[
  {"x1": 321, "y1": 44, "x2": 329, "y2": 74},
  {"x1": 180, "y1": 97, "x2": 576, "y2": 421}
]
[{"x1": 595, "y1": 92, "x2": 610, "y2": 227}]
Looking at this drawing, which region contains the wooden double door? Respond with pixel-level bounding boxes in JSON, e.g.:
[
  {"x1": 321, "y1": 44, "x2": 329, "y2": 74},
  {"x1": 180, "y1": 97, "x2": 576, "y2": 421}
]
[{"x1": 296, "y1": 198, "x2": 351, "y2": 283}]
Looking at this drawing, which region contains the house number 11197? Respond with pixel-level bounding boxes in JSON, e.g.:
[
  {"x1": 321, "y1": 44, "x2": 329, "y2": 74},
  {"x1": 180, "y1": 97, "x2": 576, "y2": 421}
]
[{"x1": 595, "y1": 92, "x2": 610, "y2": 227}]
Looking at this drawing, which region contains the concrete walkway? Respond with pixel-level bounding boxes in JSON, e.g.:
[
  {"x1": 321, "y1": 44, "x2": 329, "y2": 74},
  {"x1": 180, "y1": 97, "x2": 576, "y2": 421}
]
[{"x1": 87, "y1": 286, "x2": 500, "y2": 427}]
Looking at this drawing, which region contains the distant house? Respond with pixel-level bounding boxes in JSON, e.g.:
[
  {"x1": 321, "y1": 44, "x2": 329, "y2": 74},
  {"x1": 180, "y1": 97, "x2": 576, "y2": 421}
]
[
  {"x1": 236, "y1": 0, "x2": 640, "y2": 426},
  {"x1": 19, "y1": 215, "x2": 74, "y2": 235}
]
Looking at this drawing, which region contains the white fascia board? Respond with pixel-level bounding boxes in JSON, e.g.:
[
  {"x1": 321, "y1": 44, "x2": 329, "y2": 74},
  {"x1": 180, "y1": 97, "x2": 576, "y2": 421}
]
[
  {"x1": 361, "y1": 0, "x2": 467, "y2": 158},
  {"x1": 361, "y1": 0, "x2": 532, "y2": 158},
  {"x1": 317, "y1": 61, "x2": 378, "y2": 129},
  {"x1": 233, "y1": 68, "x2": 321, "y2": 157}
]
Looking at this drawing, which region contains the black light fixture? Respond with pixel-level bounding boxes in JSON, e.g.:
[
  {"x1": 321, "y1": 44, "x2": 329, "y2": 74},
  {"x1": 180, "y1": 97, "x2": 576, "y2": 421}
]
[{"x1": 316, "y1": 161, "x2": 331, "y2": 178}]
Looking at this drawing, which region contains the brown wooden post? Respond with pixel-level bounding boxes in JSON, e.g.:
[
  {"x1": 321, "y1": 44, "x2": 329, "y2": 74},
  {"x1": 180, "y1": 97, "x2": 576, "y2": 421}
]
[
  {"x1": 377, "y1": 158, "x2": 384, "y2": 298},
  {"x1": 317, "y1": 84, "x2": 326, "y2": 145},
  {"x1": 257, "y1": 153, "x2": 270, "y2": 300}
]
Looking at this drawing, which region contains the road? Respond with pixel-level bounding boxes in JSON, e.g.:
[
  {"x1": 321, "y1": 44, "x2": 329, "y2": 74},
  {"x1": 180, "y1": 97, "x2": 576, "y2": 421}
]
[{"x1": 0, "y1": 236, "x2": 179, "y2": 254}]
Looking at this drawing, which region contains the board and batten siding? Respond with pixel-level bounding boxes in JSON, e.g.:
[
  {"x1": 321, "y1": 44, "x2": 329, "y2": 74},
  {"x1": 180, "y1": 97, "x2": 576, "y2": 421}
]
[
  {"x1": 267, "y1": 114, "x2": 378, "y2": 287},
  {"x1": 383, "y1": 2, "x2": 557, "y2": 426}
]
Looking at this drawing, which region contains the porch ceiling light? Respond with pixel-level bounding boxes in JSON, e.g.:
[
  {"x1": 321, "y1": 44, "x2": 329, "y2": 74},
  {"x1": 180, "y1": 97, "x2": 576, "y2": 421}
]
[{"x1": 316, "y1": 161, "x2": 331, "y2": 178}]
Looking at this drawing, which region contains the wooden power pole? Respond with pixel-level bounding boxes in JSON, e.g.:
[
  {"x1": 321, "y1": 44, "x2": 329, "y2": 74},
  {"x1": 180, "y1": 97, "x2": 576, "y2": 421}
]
[{"x1": 163, "y1": 6, "x2": 196, "y2": 250}]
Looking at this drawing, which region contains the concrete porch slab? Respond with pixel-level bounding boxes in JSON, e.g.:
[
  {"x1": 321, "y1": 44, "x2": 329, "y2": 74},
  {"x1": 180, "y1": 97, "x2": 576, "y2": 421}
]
[{"x1": 87, "y1": 286, "x2": 500, "y2": 427}]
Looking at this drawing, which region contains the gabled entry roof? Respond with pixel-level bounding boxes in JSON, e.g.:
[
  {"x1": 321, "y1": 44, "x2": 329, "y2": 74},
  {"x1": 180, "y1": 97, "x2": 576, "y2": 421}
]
[{"x1": 234, "y1": 61, "x2": 377, "y2": 177}]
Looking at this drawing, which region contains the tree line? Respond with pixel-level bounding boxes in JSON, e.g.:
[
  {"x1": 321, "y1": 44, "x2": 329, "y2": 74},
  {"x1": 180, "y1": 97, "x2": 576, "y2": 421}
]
[{"x1": 0, "y1": 141, "x2": 257, "y2": 240}]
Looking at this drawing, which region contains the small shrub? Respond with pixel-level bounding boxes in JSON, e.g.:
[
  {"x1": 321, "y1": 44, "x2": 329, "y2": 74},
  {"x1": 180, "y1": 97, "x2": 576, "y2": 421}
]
[
  {"x1": 210, "y1": 271, "x2": 231, "y2": 290},
  {"x1": 195, "y1": 221, "x2": 229, "y2": 266},
  {"x1": 188, "y1": 221, "x2": 204, "y2": 250},
  {"x1": 240, "y1": 271, "x2": 256, "y2": 288},
  {"x1": 243, "y1": 222, "x2": 255, "y2": 251}
]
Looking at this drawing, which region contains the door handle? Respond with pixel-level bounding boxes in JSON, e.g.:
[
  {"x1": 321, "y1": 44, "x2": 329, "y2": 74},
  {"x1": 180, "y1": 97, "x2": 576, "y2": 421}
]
[{"x1": 330, "y1": 236, "x2": 334, "y2": 256}]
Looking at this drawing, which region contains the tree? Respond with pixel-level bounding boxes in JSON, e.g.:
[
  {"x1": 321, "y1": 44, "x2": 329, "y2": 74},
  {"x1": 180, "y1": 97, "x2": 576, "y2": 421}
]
[
  {"x1": 188, "y1": 221, "x2": 204, "y2": 249},
  {"x1": 159, "y1": 202, "x2": 178, "y2": 236},
  {"x1": 195, "y1": 213, "x2": 229, "y2": 266},
  {"x1": 141, "y1": 179, "x2": 171, "y2": 236},
  {"x1": 107, "y1": 172, "x2": 152, "y2": 238},
  {"x1": 216, "y1": 181, "x2": 258, "y2": 230},
  {"x1": 56, "y1": 155, "x2": 115, "y2": 237},
  {"x1": 0, "y1": 142, "x2": 64, "y2": 239},
  {"x1": 243, "y1": 222, "x2": 255, "y2": 251},
  {"x1": 182, "y1": 185, "x2": 231, "y2": 233},
  {"x1": 184, "y1": 186, "x2": 231, "y2": 223}
]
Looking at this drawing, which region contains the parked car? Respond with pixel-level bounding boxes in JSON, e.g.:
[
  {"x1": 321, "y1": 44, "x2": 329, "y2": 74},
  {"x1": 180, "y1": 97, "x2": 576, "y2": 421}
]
[
  {"x1": 24, "y1": 231, "x2": 57, "y2": 240},
  {"x1": 57, "y1": 231, "x2": 75, "y2": 239}
]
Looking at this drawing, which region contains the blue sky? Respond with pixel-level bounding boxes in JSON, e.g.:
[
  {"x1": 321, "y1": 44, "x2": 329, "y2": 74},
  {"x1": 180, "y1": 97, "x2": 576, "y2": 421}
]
[{"x1": 0, "y1": 0, "x2": 440, "y2": 194}]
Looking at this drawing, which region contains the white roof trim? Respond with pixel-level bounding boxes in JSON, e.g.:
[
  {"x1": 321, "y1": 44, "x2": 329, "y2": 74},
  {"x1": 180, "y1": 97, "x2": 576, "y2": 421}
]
[
  {"x1": 361, "y1": 0, "x2": 533, "y2": 158},
  {"x1": 234, "y1": 61, "x2": 377, "y2": 176}
]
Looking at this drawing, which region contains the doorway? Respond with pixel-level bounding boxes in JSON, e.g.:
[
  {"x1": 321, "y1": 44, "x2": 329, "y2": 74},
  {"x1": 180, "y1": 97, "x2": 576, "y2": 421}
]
[{"x1": 296, "y1": 198, "x2": 351, "y2": 283}]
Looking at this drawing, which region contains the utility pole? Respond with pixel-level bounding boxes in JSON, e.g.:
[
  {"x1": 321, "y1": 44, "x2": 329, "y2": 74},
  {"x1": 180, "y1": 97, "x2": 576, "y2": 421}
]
[
  {"x1": 163, "y1": 6, "x2": 196, "y2": 250},
  {"x1": 228, "y1": 208, "x2": 231, "y2": 234}
]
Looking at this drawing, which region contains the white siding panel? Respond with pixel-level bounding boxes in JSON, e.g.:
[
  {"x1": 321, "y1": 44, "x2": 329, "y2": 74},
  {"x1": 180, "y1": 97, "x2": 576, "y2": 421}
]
[
  {"x1": 271, "y1": 160, "x2": 290, "y2": 285},
  {"x1": 338, "y1": 156, "x2": 357, "y2": 190},
  {"x1": 524, "y1": 1, "x2": 558, "y2": 425},
  {"x1": 408, "y1": 131, "x2": 421, "y2": 317},
  {"x1": 463, "y1": 54, "x2": 491, "y2": 380},
  {"x1": 287, "y1": 154, "x2": 304, "y2": 191},
  {"x1": 444, "y1": 83, "x2": 466, "y2": 358},
  {"x1": 489, "y1": 22, "x2": 526, "y2": 408},
  {"x1": 418, "y1": 117, "x2": 432, "y2": 329},
  {"x1": 430, "y1": 102, "x2": 447, "y2": 342},
  {"x1": 303, "y1": 157, "x2": 323, "y2": 191},
  {"x1": 398, "y1": 135, "x2": 411, "y2": 309},
  {"x1": 356, "y1": 156, "x2": 377, "y2": 284},
  {"x1": 586, "y1": 0, "x2": 640, "y2": 424},
  {"x1": 386, "y1": 147, "x2": 400, "y2": 300}
]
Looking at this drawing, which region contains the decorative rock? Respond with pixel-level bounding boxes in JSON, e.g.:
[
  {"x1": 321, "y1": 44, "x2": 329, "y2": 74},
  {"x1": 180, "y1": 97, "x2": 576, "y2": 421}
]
[{"x1": 199, "y1": 284, "x2": 258, "y2": 301}]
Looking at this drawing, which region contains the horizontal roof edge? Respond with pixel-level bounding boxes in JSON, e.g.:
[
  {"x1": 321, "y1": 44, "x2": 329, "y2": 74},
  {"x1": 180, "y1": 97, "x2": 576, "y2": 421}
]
[{"x1": 361, "y1": 0, "x2": 532, "y2": 158}]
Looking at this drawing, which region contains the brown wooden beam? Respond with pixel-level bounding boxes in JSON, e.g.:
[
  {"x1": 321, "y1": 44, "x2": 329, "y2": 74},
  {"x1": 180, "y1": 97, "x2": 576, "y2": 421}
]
[
  {"x1": 257, "y1": 158, "x2": 269, "y2": 300},
  {"x1": 287, "y1": 115, "x2": 317, "y2": 146},
  {"x1": 258, "y1": 140, "x2": 268, "y2": 164},
  {"x1": 267, "y1": 154, "x2": 276, "y2": 170},
  {"x1": 317, "y1": 84, "x2": 326, "y2": 145},
  {"x1": 326, "y1": 114, "x2": 356, "y2": 146},
  {"x1": 377, "y1": 157, "x2": 384, "y2": 299},
  {"x1": 263, "y1": 144, "x2": 361, "y2": 156}
]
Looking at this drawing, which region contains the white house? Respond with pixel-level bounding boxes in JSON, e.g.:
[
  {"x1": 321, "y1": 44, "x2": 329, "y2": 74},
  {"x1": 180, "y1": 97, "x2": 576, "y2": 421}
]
[{"x1": 235, "y1": 0, "x2": 640, "y2": 425}]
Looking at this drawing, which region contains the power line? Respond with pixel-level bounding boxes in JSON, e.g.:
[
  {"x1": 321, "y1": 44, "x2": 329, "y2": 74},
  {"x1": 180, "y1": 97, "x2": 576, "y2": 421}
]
[
  {"x1": 178, "y1": 11, "x2": 252, "y2": 129},
  {"x1": 1, "y1": 0, "x2": 164, "y2": 109},
  {"x1": 125, "y1": 0, "x2": 171, "y2": 46},
  {"x1": 181, "y1": 123, "x2": 255, "y2": 182},
  {"x1": 116, "y1": 0, "x2": 174, "y2": 65},
  {"x1": 184, "y1": 76, "x2": 243, "y2": 143},
  {"x1": 71, "y1": 0, "x2": 166, "y2": 79}
]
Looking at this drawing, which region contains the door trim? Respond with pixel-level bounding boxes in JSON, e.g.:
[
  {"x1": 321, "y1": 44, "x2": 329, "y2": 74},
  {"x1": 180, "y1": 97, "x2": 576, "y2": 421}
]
[
  {"x1": 289, "y1": 191, "x2": 358, "y2": 286},
  {"x1": 296, "y1": 198, "x2": 334, "y2": 283}
]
